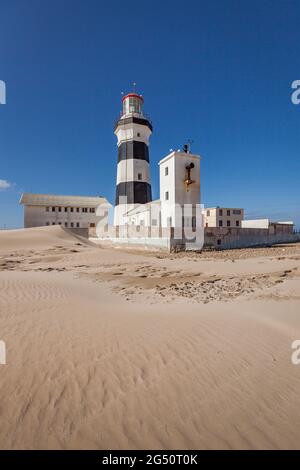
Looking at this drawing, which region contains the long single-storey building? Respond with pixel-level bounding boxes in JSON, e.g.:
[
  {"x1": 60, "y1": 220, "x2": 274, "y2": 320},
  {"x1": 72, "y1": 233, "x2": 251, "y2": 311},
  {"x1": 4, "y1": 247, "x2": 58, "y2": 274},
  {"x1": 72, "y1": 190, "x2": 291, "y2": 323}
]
[{"x1": 20, "y1": 193, "x2": 110, "y2": 231}]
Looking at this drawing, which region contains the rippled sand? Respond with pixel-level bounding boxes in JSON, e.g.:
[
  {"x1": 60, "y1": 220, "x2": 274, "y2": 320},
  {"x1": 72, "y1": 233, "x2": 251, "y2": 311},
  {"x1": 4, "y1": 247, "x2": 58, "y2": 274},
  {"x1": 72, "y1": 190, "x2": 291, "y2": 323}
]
[{"x1": 1, "y1": 226, "x2": 300, "y2": 449}]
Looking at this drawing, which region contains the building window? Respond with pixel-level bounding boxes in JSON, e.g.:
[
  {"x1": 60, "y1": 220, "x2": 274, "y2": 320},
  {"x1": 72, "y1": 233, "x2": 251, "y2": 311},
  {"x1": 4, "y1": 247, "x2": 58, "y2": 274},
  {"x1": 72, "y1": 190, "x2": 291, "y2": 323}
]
[
  {"x1": 138, "y1": 173, "x2": 142, "y2": 181},
  {"x1": 219, "y1": 209, "x2": 223, "y2": 216},
  {"x1": 207, "y1": 210, "x2": 210, "y2": 216},
  {"x1": 219, "y1": 220, "x2": 223, "y2": 227},
  {"x1": 233, "y1": 209, "x2": 241, "y2": 215},
  {"x1": 76, "y1": 223, "x2": 80, "y2": 228},
  {"x1": 217, "y1": 239, "x2": 222, "y2": 245},
  {"x1": 90, "y1": 208, "x2": 95, "y2": 213},
  {"x1": 65, "y1": 222, "x2": 68, "y2": 227},
  {"x1": 70, "y1": 208, "x2": 73, "y2": 212},
  {"x1": 46, "y1": 207, "x2": 49, "y2": 212},
  {"x1": 58, "y1": 222, "x2": 62, "y2": 225},
  {"x1": 46, "y1": 222, "x2": 50, "y2": 226},
  {"x1": 70, "y1": 222, "x2": 74, "y2": 228},
  {"x1": 227, "y1": 210, "x2": 230, "y2": 216},
  {"x1": 58, "y1": 207, "x2": 61, "y2": 212},
  {"x1": 227, "y1": 220, "x2": 230, "y2": 227},
  {"x1": 236, "y1": 220, "x2": 240, "y2": 227},
  {"x1": 137, "y1": 132, "x2": 140, "y2": 137},
  {"x1": 52, "y1": 222, "x2": 56, "y2": 225},
  {"x1": 77, "y1": 208, "x2": 80, "y2": 212},
  {"x1": 165, "y1": 167, "x2": 168, "y2": 176},
  {"x1": 82, "y1": 208, "x2": 88, "y2": 213},
  {"x1": 65, "y1": 207, "x2": 68, "y2": 212},
  {"x1": 165, "y1": 191, "x2": 169, "y2": 201},
  {"x1": 52, "y1": 207, "x2": 56, "y2": 212},
  {"x1": 90, "y1": 223, "x2": 95, "y2": 228}
]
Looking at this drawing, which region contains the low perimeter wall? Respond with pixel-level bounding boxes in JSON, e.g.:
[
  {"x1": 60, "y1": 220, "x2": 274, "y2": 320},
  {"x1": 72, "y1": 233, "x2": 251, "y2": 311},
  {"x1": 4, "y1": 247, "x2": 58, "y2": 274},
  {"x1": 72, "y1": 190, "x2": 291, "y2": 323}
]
[
  {"x1": 90, "y1": 236, "x2": 172, "y2": 251},
  {"x1": 90, "y1": 226, "x2": 174, "y2": 251},
  {"x1": 90, "y1": 225, "x2": 300, "y2": 252},
  {"x1": 204, "y1": 227, "x2": 300, "y2": 250}
]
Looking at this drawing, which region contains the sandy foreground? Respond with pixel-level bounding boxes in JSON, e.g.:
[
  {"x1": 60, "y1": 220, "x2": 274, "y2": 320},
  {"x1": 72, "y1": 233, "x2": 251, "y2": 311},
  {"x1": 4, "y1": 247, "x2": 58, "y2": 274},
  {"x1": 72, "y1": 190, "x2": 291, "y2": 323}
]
[{"x1": 0, "y1": 226, "x2": 300, "y2": 449}]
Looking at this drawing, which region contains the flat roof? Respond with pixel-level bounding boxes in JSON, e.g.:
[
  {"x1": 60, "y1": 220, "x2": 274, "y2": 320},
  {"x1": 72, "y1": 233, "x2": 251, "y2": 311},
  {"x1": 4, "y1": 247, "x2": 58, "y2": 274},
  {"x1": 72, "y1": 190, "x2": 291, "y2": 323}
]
[
  {"x1": 20, "y1": 193, "x2": 110, "y2": 208},
  {"x1": 125, "y1": 200, "x2": 161, "y2": 216},
  {"x1": 203, "y1": 207, "x2": 244, "y2": 211},
  {"x1": 158, "y1": 151, "x2": 201, "y2": 165}
]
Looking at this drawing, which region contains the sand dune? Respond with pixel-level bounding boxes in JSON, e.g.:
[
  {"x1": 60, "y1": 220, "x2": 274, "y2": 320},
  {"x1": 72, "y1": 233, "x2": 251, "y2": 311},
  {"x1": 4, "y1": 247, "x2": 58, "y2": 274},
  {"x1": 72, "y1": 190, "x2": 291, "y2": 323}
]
[
  {"x1": 1, "y1": 226, "x2": 300, "y2": 449},
  {"x1": 0, "y1": 226, "x2": 81, "y2": 253}
]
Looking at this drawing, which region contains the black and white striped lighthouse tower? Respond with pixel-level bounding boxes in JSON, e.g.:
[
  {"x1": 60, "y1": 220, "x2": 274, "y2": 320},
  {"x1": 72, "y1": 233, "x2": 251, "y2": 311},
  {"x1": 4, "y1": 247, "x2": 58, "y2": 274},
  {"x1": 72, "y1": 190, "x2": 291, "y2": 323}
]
[{"x1": 114, "y1": 90, "x2": 152, "y2": 225}]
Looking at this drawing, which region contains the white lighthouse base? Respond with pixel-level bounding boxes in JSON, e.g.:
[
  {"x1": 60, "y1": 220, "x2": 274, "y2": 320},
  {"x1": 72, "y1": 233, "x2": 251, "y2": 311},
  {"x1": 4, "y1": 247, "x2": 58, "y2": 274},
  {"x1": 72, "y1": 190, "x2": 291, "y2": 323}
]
[{"x1": 113, "y1": 203, "x2": 144, "y2": 226}]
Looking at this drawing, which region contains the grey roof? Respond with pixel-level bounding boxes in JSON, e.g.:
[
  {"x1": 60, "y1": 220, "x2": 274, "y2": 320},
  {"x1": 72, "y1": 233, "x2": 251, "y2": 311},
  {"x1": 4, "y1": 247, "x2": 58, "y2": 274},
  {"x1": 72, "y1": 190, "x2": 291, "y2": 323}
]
[
  {"x1": 125, "y1": 200, "x2": 161, "y2": 216},
  {"x1": 203, "y1": 207, "x2": 244, "y2": 211},
  {"x1": 19, "y1": 193, "x2": 110, "y2": 208}
]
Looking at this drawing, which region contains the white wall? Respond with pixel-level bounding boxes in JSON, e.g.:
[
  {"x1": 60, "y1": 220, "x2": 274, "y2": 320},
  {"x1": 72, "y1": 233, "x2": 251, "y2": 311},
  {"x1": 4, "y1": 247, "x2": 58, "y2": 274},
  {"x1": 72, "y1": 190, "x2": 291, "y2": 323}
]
[
  {"x1": 174, "y1": 153, "x2": 201, "y2": 206},
  {"x1": 242, "y1": 219, "x2": 269, "y2": 229},
  {"x1": 159, "y1": 151, "x2": 201, "y2": 228},
  {"x1": 24, "y1": 205, "x2": 107, "y2": 229},
  {"x1": 116, "y1": 159, "x2": 150, "y2": 184},
  {"x1": 115, "y1": 122, "x2": 151, "y2": 146},
  {"x1": 114, "y1": 203, "x2": 141, "y2": 226},
  {"x1": 124, "y1": 203, "x2": 161, "y2": 227}
]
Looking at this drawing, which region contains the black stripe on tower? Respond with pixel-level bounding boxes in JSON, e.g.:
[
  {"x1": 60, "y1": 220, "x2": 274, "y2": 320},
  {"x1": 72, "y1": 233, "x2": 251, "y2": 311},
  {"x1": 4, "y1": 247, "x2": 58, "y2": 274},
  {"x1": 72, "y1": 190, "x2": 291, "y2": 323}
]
[
  {"x1": 115, "y1": 182, "x2": 152, "y2": 206},
  {"x1": 118, "y1": 141, "x2": 149, "y2": 163},
  {"x1": 115, "y1": 116, "x2": 153, "y2": 132}
]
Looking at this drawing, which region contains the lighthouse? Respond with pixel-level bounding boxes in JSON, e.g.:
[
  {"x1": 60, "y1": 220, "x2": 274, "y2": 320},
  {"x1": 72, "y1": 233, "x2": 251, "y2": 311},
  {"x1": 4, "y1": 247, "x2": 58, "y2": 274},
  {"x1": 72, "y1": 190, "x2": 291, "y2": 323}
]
[{"x1": 114, "y1": 91, "x2": 152, "y2": 225}]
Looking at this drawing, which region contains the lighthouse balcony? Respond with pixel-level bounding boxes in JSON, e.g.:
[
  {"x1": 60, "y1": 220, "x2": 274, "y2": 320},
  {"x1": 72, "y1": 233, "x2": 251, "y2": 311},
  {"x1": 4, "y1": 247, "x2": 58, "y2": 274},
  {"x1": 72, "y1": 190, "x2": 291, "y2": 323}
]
[{"x1": 114, "y1": 113, "x2": 153, "y2": 132}]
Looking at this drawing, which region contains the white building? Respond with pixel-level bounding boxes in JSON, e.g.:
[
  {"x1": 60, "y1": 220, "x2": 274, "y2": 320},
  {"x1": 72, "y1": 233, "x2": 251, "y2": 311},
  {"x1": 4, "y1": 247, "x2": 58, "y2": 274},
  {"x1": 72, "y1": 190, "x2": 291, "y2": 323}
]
[
  {"x1": 242, "y1": 219, "x2": 294, "y2": 231},
  {"x1": 124, "y1": 200, "x2": 161, "y2": 227},
  {"x1": 241, "y1": 219, "x2": 270, "y2": 229},
  {"x1": 123, "y1": 147, "x2": 202, "y2": 230},
  {"x1": 203, "y1": 207, "x2": 244, "y2": 228},
  {"x1": 242, "y1": 219, "x2": 294, "y2": 228},
  {"x1": 20, "y1": 193, "x2": 110, "y2": 229},
  {"x1": 159, "y1": 149, "x2": 201, "y2": 228}
]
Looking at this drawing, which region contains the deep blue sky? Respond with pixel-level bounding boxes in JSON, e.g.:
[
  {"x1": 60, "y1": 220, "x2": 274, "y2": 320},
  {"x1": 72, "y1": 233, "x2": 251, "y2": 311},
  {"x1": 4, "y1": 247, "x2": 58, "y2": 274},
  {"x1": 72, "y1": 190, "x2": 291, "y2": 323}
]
[{"x1": 0, "y1": 0, "x2": 300, "y2": 228}]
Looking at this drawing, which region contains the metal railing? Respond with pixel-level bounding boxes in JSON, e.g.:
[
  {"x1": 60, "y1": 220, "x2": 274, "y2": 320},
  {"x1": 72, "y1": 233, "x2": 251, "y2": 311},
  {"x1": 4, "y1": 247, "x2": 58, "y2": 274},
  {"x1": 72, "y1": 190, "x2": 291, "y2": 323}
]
[{"x1": 114, "y1": 112, "x2": 153, "y2": 130}]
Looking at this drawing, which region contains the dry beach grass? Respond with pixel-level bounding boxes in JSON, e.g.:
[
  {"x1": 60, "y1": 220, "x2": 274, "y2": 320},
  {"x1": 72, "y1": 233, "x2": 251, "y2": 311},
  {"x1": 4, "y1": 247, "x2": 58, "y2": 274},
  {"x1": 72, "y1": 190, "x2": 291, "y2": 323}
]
[{"x1": 0, "y1": 226, "x2": 300, "y2": 449}]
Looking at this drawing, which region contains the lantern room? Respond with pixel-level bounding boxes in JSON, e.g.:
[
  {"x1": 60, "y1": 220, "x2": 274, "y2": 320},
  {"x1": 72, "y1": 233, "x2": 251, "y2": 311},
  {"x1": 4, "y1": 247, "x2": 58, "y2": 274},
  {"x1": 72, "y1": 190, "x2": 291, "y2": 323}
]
[{"x1": 122, "y1": 93, "x2": 144, "y2": 117}]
